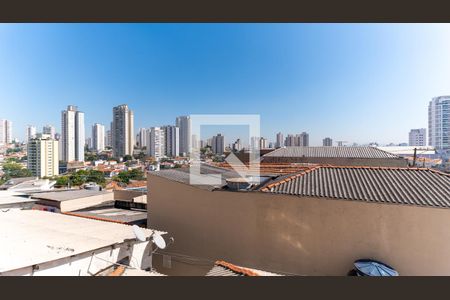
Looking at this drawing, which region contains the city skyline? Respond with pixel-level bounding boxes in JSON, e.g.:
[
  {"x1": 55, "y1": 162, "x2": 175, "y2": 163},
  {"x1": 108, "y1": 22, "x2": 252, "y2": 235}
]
[{"x1": 2, "y1": 24, "x2": 450, "y2": 144}]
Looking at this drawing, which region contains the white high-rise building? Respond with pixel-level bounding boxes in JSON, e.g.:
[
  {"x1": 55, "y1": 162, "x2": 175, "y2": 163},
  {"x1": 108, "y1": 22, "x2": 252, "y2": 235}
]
[
  {"x1": 0, "y1": 119, "x2": 12, "y2": 145},
  {"x1": 43, "y1": 125, "x2": 56, "y2": 139},
  {"x1": 409, "y1": 129, "x2": 426, "y2": 147},
  {"x1": 163, "y1": 125, "x2": 179, "y2": 157},
  {"x1": 26, "y1": 125, "x2": 37, "y2": 142},
  {"x1": 428, "y1": 96, "x2": 450, "y2": 150},
  {"x1": 137, "y1": 128, "x2": 148, "y2": 149},
  {"x1": 232, "y1": 138, "x2": 242, "y2": 151},
  {"x1": 285, "y1": 134, "x2": 295, "y2": 147},
  {"x1": 147, "y1": 127, "x2": 165, "y2": 160},
  {"x1": 92, "y1": 123, "x2": 105, "y2": 152},
  {"x1": 112, "y1": 104, "x2": 134, "y2": 158},
  {"x1": 276, "y1": 132, "x2": 284, "y2": 148},
  {"x1": 323, "y1": 137, "x2": 333, "y2": 147},
  {"x1": 259, "y1": 137, "x2": 268, "y2": 149},
  {"x1": 61, "y1": 105, "x2": 85, "y2": 162},
  {"x1": 27, "y1": 134, "x2": 59, "y2": 178},
  {"x1": 176, "y1": 116, "x2": 191, "y2": 156},
  {"x1": 212, "y1": 133, "x2": 225, "y2": 155}
]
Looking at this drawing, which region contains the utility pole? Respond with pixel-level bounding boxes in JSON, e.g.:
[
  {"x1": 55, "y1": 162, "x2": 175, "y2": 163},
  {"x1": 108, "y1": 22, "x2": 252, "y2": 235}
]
[{"x1": 413, "y1": 147, "x2": 417, "y2": 167}]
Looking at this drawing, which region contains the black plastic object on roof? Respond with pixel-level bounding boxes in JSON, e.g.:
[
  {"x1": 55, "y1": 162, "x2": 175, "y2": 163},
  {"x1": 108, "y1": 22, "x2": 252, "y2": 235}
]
[{"x1": 354, "y1": 259, "x2": 399, "y2": 276}]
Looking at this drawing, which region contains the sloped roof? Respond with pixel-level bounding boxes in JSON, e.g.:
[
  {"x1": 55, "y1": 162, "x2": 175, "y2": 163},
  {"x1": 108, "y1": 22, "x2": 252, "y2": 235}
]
[
  {"x1": 260, "y1": 166, "x2": 450, "y2": 208},
  {"x1": 262, "y1": 146, "x2": 400, "y2": 159},
  {"x1": 206, "y1": 260, "x2": 283, "y2": 276}
]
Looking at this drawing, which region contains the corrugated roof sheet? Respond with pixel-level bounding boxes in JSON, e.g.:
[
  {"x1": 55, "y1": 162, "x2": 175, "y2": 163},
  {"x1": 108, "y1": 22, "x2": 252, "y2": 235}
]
[
  {"x1": 263, "y1": 146, "x2": 399, "y2": 159},
  {"x1": 260, "y1": 166, "x2": 450, "y2": 209},
  {"x1": 206, "y1": 261, "x2": 283, "y2": 276},
  {"x1": 150, "y1": 165, "x2": 241, "y2": 191}
]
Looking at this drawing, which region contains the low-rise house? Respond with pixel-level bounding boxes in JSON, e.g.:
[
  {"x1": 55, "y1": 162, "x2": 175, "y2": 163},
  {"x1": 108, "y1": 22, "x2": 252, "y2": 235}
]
[
  {"x1": 0, "y1": 209, "x2": 166, "y2": 276},
  {"x1": 147, "y1": 165, "x2": 450, "y2": 275}
]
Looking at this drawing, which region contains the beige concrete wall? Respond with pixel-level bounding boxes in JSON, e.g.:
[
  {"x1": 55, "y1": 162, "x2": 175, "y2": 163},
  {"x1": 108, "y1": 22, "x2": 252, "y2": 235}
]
[
  {"x1": 113, "y1": 190, "x2": 147, "y2": 203},
  {"x1": 147, "y1": 174, "x2": 450, "y2": 276}
]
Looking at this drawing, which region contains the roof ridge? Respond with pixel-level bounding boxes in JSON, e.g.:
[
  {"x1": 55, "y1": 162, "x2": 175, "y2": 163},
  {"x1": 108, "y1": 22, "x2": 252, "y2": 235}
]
[
  {"x1": 215, "y1": 260, "x2": 260, "y2": 276},
  {"x1": 260, "y1": 166, "x2": 323, "y2": 191}
]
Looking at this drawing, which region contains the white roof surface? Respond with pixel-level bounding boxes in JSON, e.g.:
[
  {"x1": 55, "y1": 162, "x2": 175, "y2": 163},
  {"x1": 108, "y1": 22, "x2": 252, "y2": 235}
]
[
  {"x1": 0, "y1": 210, "x2": 163, "y2": 272},
  {"x1": 0, "y1": 191, "x2": 35, "y2": 207}
]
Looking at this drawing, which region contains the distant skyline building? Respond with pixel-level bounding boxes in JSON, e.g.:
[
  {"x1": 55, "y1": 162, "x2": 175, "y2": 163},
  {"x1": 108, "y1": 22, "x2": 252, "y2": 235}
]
[
  {"x1": 212, "y1": 133, "x2": 225, "y2": 155},
  {"x1": 163, "y1": 125, "x2": 180, "y2": 157},
  {"x1": 299, "y1": 132, "x2": 309, "y2": 146},
  {"x1": 147, "y1": 127, "x2": 165, "y2": 160},
  {"x1": 27, "y1": 133, "x2": 59, "y2": 178},
  {"x1": 92, "y1": 123, "x2": 105, "y2": 152},
  {"x1": 428, "y1": 96, "x2": 450, "y2": 150},
  {"x1": 137, "y1": 128, "x2": 148, "y2": 149},
  {"x1": 61, "y1": 105, "x2": 85, "y2": 162},
  {"x1": 409, "y1": 128, "x2": 426, "y2": 147},
  {"x1": 43, "y1": 125, "x2": 56, "y2": 139},
  {"x1": 285, "y1": 134, "x2": 295, "y2": 147},
  {"x1": 112, "y1": 104, "x2": 134, "y2": 158},
  {"x1": 176, "y1": 116, "x2": 191, "y2": 156},
  {"x1": 323, "y1": 137, "x2": 333, "y2": 147},
  {"x1": 259, "y1": 137, "x2": 268, "y2": 149},
  {"x1": 0, "y1": 119, "x2": 12, "y2": 145},
  {"x1": 26, "y1": 125, "x2": 37, "y2": 142},
  {"x1": 105, "y1": 129, "x2": 112, "y2": 148},
  {"x1": 276, "y1": 132, "x2": 284, "y2": 148},
  {"x1": 232, "y1": 138, "x2": 242, "y2": 152}
]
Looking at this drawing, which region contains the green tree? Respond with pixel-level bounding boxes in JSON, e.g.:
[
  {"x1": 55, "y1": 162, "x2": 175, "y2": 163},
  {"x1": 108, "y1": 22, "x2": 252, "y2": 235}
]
[{"x1": 2, "y1": 162, "x2": 33, "y2": 178}]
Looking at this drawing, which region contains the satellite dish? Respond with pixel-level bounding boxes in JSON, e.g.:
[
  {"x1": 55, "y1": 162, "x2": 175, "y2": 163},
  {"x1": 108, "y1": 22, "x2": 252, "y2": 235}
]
[
  {"x1": 152, "y1": 233, "x2": 167, "y2": 249},
  {"x1": 132, "y1": 225, "x2": 147, "y2": 242}
]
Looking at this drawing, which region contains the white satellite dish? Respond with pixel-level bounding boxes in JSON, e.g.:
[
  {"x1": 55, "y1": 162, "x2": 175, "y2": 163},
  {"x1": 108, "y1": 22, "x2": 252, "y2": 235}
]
[
  {"x1": 132, "y1": 225, "x2": 147, "y2": 242},
  {"x1": 152, "y1": 233, "x2": 167, "y2": 249}
]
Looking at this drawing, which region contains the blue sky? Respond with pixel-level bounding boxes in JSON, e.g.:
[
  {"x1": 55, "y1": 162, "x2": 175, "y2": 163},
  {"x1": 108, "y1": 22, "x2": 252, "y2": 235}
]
[{"x1": 1, "y1": 23, "x2": 450, "y2": 145}]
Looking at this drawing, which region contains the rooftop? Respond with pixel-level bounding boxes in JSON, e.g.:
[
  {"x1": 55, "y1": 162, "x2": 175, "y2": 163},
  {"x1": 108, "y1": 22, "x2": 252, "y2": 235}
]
[
  {"x1": 30, "y1": 189, "x2": 111, "y2": 202},
  {"x1": 262, "y1": 146, "x2": 400, "y2": 159},
  {"x1": 260, "y1": 166, "x2": 450, "y2": 209},
  {"x1": 0, "y1": 209, "x2": 164, "y2": 273},
  {"x1": 150, "y1": 164, "x2": 241, "y2": 191},
  {"x1": 206, "y1": 261, "x2": 283, "y2": 276}
]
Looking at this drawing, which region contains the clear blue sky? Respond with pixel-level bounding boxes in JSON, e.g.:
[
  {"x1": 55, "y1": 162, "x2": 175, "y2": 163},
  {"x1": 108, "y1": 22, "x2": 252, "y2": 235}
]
[{"x1": 1, "y1": 23, "x2": 450, "y2": 145}]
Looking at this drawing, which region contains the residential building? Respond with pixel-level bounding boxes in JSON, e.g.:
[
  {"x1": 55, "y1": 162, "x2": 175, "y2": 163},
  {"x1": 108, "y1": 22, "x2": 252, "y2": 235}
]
[
  {"x1": 299, "y1": 132, "x2": 309, "y2": 146},
  {"x1": 112, "y1": 104, "x2": 134, "y2": 158},
  {"x1": 147, "y1": 127, "x2": 165, "y2": 160},
  {"x1": 137, "y1": 128, "x2": 148, "y2": 149},
  {"x1": 285, "y1": 134, "x2": 296, "y2": 147},
  {"x1": 428, "y1": 96, "x2": 450, "y2": 150},
  {"x1": 408, "y1": 128, "x2": 426, "y2": 147},
  {"x1": 275, "y1": 132, "x2": 284, "y2": 148},
  {"x1": 212, "y1": 134, "x2": 225, "y2": 155},
  {"x1": 232, "y1": 138, "x2": 242, "y2": 152},
  {"x1": 27, "y1": 133, "x2": 59, "y2": 178},
  {"x1": 148, "y1": 166, "x2": 450, "y2": 276},
  {"x1": 43, "y1": 125, "x2": 56, "y2": 139},
  {"x1": 261, "y1": 146, "x2": 408, "y2": 167},
  {"x1": 163, "y1": 125, "x2": 179, "y2": 157},
  {"x1": 176, "y1": 115, "x2": 191, "y2": 156},
  {"x1": 0, "y1": 209, "x2": 166, "y2": 276},
  {"x1": 92, "y1": 123, "x2": 105, "y2": 152},
  {"x1": 0, "y1": 119, "x2": 12, "y2": 145},
  {"x1": 106, "y1": 129, "x2": 112, "y2": 147},
  {"x1": 323, "y1": 137, "x2": 333, "y2": 147},
  {"x1": 26, "y1": 125, "x2": 37, "y2": 142},
  {"x1": 259, "y1": 137, "x2": 268, "y2": 149},
  {"x1": 61, "y1": 105, "x2": 85, "y2": 162}
]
